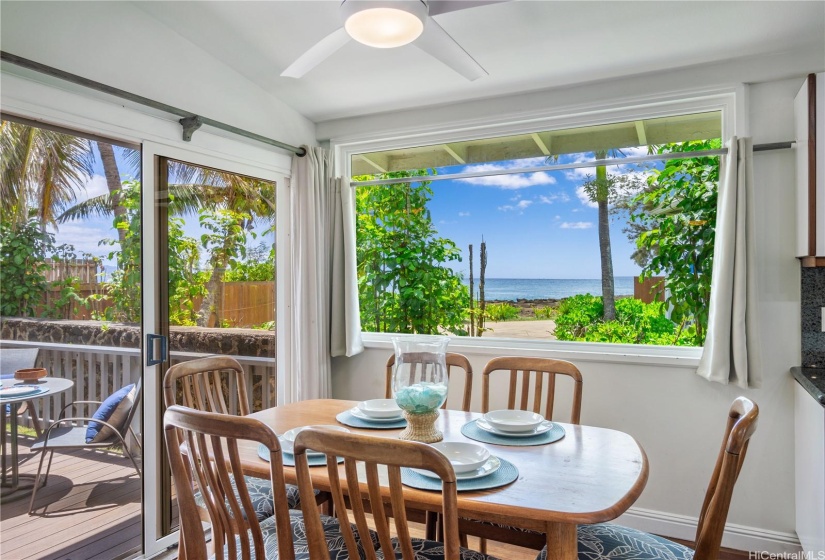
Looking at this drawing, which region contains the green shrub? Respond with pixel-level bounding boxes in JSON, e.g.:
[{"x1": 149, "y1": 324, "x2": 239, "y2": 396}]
[
  {"x1": 554, "y1": 294, "x2": 697, "y2": 346},
  {"x1": 485, "y1": 302, "x2": 520, "y2": 321},
  {"x1": 533, "y1": 306, "x2": 554, "y2": 319}
]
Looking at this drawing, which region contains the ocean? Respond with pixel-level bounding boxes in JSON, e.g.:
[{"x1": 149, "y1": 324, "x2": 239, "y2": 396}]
[{"x1": 469, "y1": 277, "x2": 636, "y2": 301}]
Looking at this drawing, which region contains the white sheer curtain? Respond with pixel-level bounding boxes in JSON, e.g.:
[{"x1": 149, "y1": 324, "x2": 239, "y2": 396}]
[
  {"x1": 696, "y1": 137, "x2": 762, "y2": 388},
  {"x1": 284, "y1": 147, "x2": 363, "y2": 403}
]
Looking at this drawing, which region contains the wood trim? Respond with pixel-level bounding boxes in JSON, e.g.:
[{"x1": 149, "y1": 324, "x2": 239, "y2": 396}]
[
  {"x1": 809, "y1": 73, "x2": 817, "y2": 257},
  {"x1": 798, "y1": 256, "x2": 825, "y2": 268}
]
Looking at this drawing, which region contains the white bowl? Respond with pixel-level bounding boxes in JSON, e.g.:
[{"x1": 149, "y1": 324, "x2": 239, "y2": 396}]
[
  {"x1": 430, "y1": 442, "x2": 491, "y2": 474},
  {"x1": 357, "y1": 399, "x2": 403, "y2": 419},
  {"x1": 482, "y1": 410, "x2": 544, "y2": 433},
  {"x1": 281, "y1": 425, "x2": 350, "y2": 454}
]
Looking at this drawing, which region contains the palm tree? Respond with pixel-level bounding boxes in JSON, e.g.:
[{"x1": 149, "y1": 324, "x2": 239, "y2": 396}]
[
  {"x1": 0, "y1": 120, "x2": 94, "y2": 228},
  {"x1": 581, "y1": 150, "x2": 616, "y2": 321},
  {"x1": 58, "y1": 161, "x2": 276, "y2": 328}
]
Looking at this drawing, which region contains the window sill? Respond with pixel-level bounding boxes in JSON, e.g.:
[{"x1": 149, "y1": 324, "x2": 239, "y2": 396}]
[{"x1": 360, "y1": 332, "x2": 702, "y2": 369}]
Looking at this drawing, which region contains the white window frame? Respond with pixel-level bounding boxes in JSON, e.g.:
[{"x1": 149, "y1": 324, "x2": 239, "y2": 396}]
[{"x1": 331, "y1": 87, "x2": 746, "y2": 368}]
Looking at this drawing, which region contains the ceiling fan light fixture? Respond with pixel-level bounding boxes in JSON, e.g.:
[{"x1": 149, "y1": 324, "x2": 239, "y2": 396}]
[{"x1": 342, "y1": 1, "x2": 427, "y2": 49}]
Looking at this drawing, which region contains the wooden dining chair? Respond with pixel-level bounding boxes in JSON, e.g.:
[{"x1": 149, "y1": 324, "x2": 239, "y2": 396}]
[
  {"x1": 535, "y1": 396, "x2": 759, "y2": 560},
  {"x1": 167, "y1": 407, "x2": 391, "y2": 560},
  {"x1": 466, "y1": 356, "x2": 584, "y2": 552},
  {"x1": 164, "y1": 405, "x2": 296, "y2": 560},
  {"x1": 481, "y1": 356, "x2": 583, "y2": 422},
  {"x1": 292, "y1": 428, "x2": 502, "y2": 560},
  {"x1": 163, "y1": 356, "x2": 326, "y2": 528},
  {"x1": 385, "y1": 352, "x2": 474, "y2": 412}
]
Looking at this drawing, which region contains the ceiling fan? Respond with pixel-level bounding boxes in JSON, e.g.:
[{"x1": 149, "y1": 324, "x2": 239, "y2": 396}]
[{"x1": 281, "y1": 1, "x2": 505, "y2": 81}]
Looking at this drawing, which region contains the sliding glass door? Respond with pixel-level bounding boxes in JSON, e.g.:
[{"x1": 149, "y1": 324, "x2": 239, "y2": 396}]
[{"x1": 141, "y1": 144, "x2": 287, "y2": 556}]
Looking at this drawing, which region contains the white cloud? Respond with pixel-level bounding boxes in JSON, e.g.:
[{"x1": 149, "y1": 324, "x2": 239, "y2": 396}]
[
  {"x1": 457, "y1": 158, "x2": 556, "y2": 189},
  {"x1": 576, "y1": 185, "x2": 598, "y2": 208},
  {"x1": 560, "y1": 221, "x2": 594, "y2": 229},
  {"x1": 79, "y1": 175, "x2": 109, "y2": 201},
  {"x1": 538, "y1": 193, "x2": 569, "y2": 204},
  {"x1": 48, "y1": 222, "x2": 113, "y2": 259},
  {"x1": 498, "y1": 199, "x2": 533, "y2": 213},
  {"x1": 554, "y1": 215, "x2": 561, "y2": 220},
  {"x1": 458, "y1": 211, "x2": 470, "y2": 217}
]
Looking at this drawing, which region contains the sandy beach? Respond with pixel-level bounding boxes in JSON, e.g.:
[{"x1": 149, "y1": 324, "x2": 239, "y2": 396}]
[{"x1": 480, "y1": 319, "x2": 557, "y2": 340}]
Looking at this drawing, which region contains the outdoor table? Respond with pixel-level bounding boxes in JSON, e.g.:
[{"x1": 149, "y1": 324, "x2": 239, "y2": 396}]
[
  {"x1": 239, "y1": 399, "x2": 649, "y2": 560},
  {"x1": 1, "y1": 376, "x2": 74, "y2": 501}
]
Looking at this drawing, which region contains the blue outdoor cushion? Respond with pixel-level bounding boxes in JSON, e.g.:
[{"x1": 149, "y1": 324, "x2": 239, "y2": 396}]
[{"x1": 86, "y1": 383, "x2": 135, "y2": 443}]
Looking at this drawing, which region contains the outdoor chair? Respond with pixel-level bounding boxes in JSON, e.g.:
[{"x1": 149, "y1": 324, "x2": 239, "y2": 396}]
[
  {"x1": 292, "y1": 427, "x2": 501, "y2": 560},
  {"x1": 28, "y1": 379, "x2": 142, "y2": 514},
  {"x1": 464, "y1": 356, "x2": 584, "y2": 552},
  {"x1": 164, "y1": 405, "x2": 375, "y2": 560},
  {"x1": 535, "y1": 397, "x2": 759, "y2": 560},
  {"x1": 1, "y1": 348, "x2": 43, "y2": 437}
]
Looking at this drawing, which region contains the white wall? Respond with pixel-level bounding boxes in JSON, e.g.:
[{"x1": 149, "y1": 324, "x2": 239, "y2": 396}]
[
  {"x1": 331, "y1": 76, "x2": 804, "y2": 552},
  {"x1": 0, "y1": 1, "x2": 316, "y2": 149}
]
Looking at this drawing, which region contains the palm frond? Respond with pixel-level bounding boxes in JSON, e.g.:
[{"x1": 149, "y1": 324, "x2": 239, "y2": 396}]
[{"x1": 56, "y1": 194, "x2": 115, "y2": 223}]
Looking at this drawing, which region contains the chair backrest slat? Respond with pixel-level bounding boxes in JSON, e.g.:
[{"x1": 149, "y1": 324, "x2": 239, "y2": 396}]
[
  {"x1": 482, "y1": 356, "x2": 583, "y2": 423},
  {"x1": 693, "y1": 397, "x2": 758, "y2": 560},
  {"x1": 163, "y1": 405, "x2": 295, "y2": 560},
  {"x1": 164, "y1": 355, "x2": 250, "y2": 416},
  {"x1": 385, "y1": 352, "x2": 474, "y2": 411},
  {"x1": 293, "y1": 429, "x2": 460, "y2": 560}
]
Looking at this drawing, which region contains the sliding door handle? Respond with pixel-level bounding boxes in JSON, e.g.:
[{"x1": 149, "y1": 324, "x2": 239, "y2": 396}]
[{"x1": 146, "y1": 334, "x2": 168, "y2": 366}]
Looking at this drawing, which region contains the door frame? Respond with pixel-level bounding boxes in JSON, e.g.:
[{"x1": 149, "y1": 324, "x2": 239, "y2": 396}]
[{"x1": 140, "y1": 140, "x2": 290, "y2": 557}]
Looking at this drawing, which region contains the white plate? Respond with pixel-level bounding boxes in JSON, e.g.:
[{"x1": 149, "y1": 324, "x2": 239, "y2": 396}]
[
  {"x1": 357, "y1": 399, "x2": 403, "y2": 419},
  {"x1": 483, "y1": 409, "x2": 544, "y2": 433},
  {"x1": 411, "y1": 456, "x2": 502, "y2": 481},
  {"x1": 430, "y1": 441, "x2": 490, "y2": 473},
  {"x1": 476, "y1": 418, "x2": 554, "y2": 438},
  {"x1": 349, "y1": 407, "x2": 404, "y2": 423},
  {"x1": 281, "y1": 425, "x2": 350, "y2": 455},
  {"x1": 0, "y1": 386, "x2": 41, "y2": 397}
]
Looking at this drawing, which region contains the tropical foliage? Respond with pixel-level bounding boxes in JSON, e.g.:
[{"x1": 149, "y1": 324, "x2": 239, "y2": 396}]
[
  {"x1": 0, "y1": 121, "x2": 94, "y2": 227},
  {"x1": 356, "y1": 171, "x2": 469, "y2": 335},
  {"x1": 0, "y1": 218, "x2": 90, "y2": 319},
  {"x1": 629, "y1": 140, "x2": 720, "y2": 345},
  {"x1": 554, "y1": 294, "x2": 696, "y2": 345}
]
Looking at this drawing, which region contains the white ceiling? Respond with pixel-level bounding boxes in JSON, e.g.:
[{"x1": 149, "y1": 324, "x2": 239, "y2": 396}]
[{"x1": 131, "y1": 1, "x2": 823, "y2": 123}]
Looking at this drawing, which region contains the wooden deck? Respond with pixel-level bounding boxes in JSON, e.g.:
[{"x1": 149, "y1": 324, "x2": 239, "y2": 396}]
[{"x1": 1, "y1": 435, "x2": 142, "y2": 560}]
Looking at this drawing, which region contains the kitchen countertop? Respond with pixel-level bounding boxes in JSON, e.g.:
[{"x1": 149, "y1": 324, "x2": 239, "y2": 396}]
[{"x1": 792, "y1": 367, "x2": 825, "y2": 407}]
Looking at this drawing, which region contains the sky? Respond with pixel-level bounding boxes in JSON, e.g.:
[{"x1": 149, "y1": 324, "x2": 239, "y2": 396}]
[
  {"x1": 414, "y1": 149, "x2": 655, "y2": 279},
  {"x1": 51, "y1": 144, "x2": 656, "y2": 281}
]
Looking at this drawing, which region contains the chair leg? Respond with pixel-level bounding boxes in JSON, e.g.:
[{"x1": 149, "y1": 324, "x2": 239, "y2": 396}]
[
  {"x1": 23, "y1": 400, "x2": 43, "y2": 438},
  {"x1": 41, "y1": 449, "x2": 56, "y2": 485},
  {"x1": 123, "y1": 444, "x2": 142, "y2": 478},
  {"x1": 479, "y1": 537, "x2": 488, "y2": 554},
  {"x1": 28, "y1": 447, "x2": 48, "y2": 514}
]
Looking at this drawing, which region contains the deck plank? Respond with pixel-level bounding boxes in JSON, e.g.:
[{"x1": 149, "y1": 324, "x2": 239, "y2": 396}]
[{"x1": 1, "y1": 436, "x2": 141, "y2": 560}]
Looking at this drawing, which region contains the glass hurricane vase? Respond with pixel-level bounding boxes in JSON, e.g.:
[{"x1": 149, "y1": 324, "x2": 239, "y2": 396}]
[{"x1": 391, "y1": 335, "x2": 450, "y2": 443}]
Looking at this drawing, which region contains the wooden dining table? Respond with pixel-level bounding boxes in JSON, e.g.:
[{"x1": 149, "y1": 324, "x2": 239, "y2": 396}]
[{"x1": 240, "y1": 399, "x2": 648, "y2": 560}]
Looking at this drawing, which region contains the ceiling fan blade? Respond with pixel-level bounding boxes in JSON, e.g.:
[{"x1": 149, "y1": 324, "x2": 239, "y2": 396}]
[
  {"x1": 427, "y1": 0, "x2": 509, "y2": 16},
  {"x1": 414, "y1": 16, "x2": 487, "y2": 81},
  {"x1": 281, "y1": 27, "x2": 351, "y2": 78}
]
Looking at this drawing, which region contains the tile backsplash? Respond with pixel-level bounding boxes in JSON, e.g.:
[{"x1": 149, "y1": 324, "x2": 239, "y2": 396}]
[{"x1": 801, "y1": 266, "x2": 825, "y2": 366}]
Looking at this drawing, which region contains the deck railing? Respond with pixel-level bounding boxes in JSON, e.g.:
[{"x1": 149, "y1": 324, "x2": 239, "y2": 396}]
[{"x1": 0, "y1": 340, "x2": 277, "y2": 435}]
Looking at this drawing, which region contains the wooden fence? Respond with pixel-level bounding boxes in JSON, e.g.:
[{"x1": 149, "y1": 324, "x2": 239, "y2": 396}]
[
  {"x1": 44, "y1": 259, "x2": 101, "y2": 283},
  {"x1": 38, "y1": 281, "x2": 275, "y2": 327},
  {"x1": 634, "y1": 276, "x2": 665, "y2": 304}
]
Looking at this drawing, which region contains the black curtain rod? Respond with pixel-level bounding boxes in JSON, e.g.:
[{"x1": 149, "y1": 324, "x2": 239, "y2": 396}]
[{"x1": 0, "y1": 51, "x2": 306, "y2": 157}]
